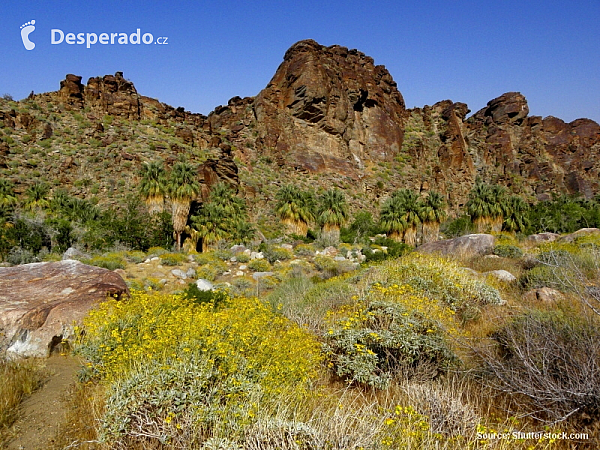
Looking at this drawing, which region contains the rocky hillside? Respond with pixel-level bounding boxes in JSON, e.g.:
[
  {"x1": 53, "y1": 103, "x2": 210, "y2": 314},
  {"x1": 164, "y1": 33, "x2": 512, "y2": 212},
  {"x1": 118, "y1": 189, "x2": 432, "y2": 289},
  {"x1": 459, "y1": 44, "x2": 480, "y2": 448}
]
[{"x1": 1, "y1": 39, "x2": 599, "y2": 226}]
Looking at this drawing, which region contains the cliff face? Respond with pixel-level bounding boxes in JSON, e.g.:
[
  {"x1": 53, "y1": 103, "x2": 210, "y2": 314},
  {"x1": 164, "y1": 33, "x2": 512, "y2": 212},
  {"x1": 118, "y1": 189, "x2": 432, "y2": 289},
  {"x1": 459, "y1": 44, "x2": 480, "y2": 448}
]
[
  {"x1": 251, "y1": 39, "x2": 406, "y2": 177},
  {"x1": 402, "y1": 92, "x2": 600, "y2": 206}
]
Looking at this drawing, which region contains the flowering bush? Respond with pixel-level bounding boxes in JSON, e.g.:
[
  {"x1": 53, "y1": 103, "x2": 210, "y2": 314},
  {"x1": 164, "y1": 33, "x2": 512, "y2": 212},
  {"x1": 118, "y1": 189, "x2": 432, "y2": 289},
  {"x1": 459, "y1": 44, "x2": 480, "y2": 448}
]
[
  {"x1": 76, "y1": 291, "x2": 322, "y2": 447},
  {"x1": 324, "y1": 283, "x2": 460, "y2": 388}
]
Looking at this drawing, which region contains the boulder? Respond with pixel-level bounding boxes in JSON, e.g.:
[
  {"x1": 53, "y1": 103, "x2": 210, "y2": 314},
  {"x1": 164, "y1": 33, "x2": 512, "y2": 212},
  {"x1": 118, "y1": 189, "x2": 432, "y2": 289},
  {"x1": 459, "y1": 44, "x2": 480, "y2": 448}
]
[
  {"x1": 62, "y1": 246, "x2": 88, "y2": 260},
  {"x1": 526, "y1": 232, "x2": 560, "y2": 245},
  {"x1": 485, "y1": 270, "x2": 517, "y2": 283},
  {"x1": 230, "y1": 244, "x2": 247, "y2": 254},
  {"x1": 417, "y1": 234, "x2": 495, "y2": 257},
  {"x1": 559, "y1": 228, "x2": 600, "y2": 243},
  {"x1": 524, "y1": 287, "x2": 563, "y2": 304},
  {"x1": 195, "y1": 279, "x2": 214, "y2": 291},
  {"x1": 171, "y1": 269, "x2": 187, "y2": 279},
  {"x1": 0, "y1": 260, "x2": 128, "y2": 357}
]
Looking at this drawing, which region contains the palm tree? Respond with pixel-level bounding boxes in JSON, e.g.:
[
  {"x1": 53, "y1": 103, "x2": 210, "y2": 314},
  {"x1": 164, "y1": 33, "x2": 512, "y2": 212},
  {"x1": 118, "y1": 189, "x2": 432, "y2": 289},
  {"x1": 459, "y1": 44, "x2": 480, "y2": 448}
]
[
  {"x1": 23, "y1": 182, "x2": 50, "y2": 212},
  {"x1": 275, "y1": 185, "x2": 315, "y2": 236},
  {"x1": 167, "y1": 162, "x2": 200, "y2": 250},
  {"x1": 490, "y1": 185, "x2": 508, "y2": 232},
  {"x1": 191, "y1": 183, "x2": 250, "y2": 251},
  {"x1": 503, "y1": 195, "x2": 530, "y2": 234},
  {"x1": 379, "y1": 194, "x2": 407, "y2": 242},
  {"x1": 395, "y1": 189, "x2": 423, "y2": 246},
  {"x1": 317, "y1": 189, "x2": 349, "y2": 245},
  {"x1": 0, "y1": 179, "x2": 18, "y2": 217},
  {"x1": 421, "y1": 191, "x2": 447, "y2": 244},
  {"x1": 466, "y1": 183, "x2": 493, "y2": 233},
  {"x1": 139, "y1": 161, "x2": 167, "y2": 214}
]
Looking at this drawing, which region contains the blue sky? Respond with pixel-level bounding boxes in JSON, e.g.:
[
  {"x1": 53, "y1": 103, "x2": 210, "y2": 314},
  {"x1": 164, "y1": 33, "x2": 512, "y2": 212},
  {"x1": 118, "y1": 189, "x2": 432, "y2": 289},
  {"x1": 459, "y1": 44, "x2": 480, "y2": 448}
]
[{"x1": 1, "y1": 1, "x2": 598, "y2": 123}]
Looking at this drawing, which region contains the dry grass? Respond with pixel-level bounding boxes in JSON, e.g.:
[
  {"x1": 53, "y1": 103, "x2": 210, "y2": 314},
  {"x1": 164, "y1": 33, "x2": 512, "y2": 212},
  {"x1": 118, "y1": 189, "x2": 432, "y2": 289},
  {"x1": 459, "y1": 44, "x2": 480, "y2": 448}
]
[{"x1": 0, "y1": 358, "x2": 46, "y2": 446}]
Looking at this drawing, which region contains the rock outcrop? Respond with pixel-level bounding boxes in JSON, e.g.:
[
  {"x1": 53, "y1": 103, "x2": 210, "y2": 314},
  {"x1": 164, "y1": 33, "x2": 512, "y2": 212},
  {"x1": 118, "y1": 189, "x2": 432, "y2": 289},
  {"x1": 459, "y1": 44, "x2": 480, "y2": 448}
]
[
  {"x1": 252, "y1": 39, "x2": 406, "y2": 177},
  {"x1": 0, "y1": 260, "x2": 128, "y2": 357},
  {"x1": 417, "y1": 234, "x2": 495, "y2": 257}
]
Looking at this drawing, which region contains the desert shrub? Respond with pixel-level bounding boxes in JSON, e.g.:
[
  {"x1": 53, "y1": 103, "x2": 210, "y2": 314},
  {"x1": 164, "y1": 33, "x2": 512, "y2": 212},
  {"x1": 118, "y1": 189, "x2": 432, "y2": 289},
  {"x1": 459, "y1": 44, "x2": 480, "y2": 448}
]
[
  {"x1": 125, "y1": 250, "x2": 146, "y2": 263},
  {"x1": 231, "y1": 277, "x2": 254, "y2": 297},
  {"x1": 235, "y1": 253, "x2": 250, "y2": 263},
  {"x1": 248, "y1": 258, "x2": 271, "y2": 272},
  {"x1": 160, "y1": 252, "x2": 187, "y2": 266},
  {"x1": 324, "y1": 283, "x2": 460, "y2": 389},
  {"x1": 147, "y1": 246, "x2": 168, "y2": 257},
  {"x1": 194, "y1": 251, "x2": 219, "y2": 265},
  {"x1": 268, "y1": 274, "x2": 357, "y2": 333},
  {"x1": 215, "y1": 249, "x2": 233, "y2": 261},
  {"x1": 84, "y1": 253, "x2": 126, "y2": 270},
  {"x1": 76, "y1": 291, "x2": 322, "y2": 447},
  {"x1": 294, "y1": 243, "x2": 315, "y2": 256},
  {"x1": 6, "y1": 247, "x2": 39, "y2": 265},
  {"x1": 483, "y1": 309, "x2": 600, "y2": 424},
  {"x1": 262, "y1": 245, "x2": 293, "y2": 263},
  {"x1": 493, "y1": 244, "x2": 523, "y2": 259},
  {"x1": 196, "y1": 265, "x2": 219, "y2": 282},
  {"x1": 183, "y1": 282, "x2": 228, "y2": 308},
  {"x1": 376, "y1": 254, "x2": 503, "y2": 315},
  {"x1": 401, "y1": 382, "x2": 479, "y2": 437},
  {"x1": 441, "y1": 215, "x2": 475, "y2": 238},
  {"x1": 363, "y1": 237, "x2": 411, "y2": 263}
]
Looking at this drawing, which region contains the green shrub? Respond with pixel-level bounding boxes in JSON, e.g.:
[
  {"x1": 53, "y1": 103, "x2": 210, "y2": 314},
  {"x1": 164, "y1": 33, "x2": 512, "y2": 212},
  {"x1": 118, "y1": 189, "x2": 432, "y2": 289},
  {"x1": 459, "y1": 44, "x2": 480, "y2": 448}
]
[
  {"x1": 126, "y1": 250, "x2": 146, "y2": 263},
  {"x1": 294, "y1": 243, "x2": 315, "y2": 256},
  {"x1": 235, "y1": 253, "x2": 250, "y2": 263},
  {"x1": 324, "y1": 283, "x2": 459, "y2": 389},
  {"x1": 85, "y1": 254, "x2": 126, "y2": 270},
  {"x1": 196, "y1": 265, "x2": 219, "y2": 282},
  {"x1": 262, "y1": 245, "x2": 293, "y2": 263},
  {"x1": 183, "y1": 282, "x2": 228, "y2": 308},
  {"x1": 146, "y1": 246, "x2": 168, "y2": 257},
  {"x1": 160, "y1": 252, "x2": 187, "y2": 266},
  {"x1": 248, "y1": 259, "x2": 271, "y2": 272},
  {"x1": 215, "y1": 249, "x2": 233, "y2": 261},
  {"x1": 493, "y1": 244, "x2": 523, "y2": 259}
]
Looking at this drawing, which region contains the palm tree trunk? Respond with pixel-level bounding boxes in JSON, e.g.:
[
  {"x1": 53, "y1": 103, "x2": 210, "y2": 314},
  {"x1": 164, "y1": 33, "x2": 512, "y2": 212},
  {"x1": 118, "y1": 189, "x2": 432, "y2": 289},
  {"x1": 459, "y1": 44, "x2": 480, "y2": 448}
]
[
  {"x1": 404, "y1": 226, "x2": 417, "y2": 246},
  {"x1": 474, "y1": 216, "x2": 491, "y2": 233},
  {"x1": 388, "y1": 230, "x2": 403, "y2": 242},
  {"x1": 146, "y1": 195, "x2": 164, "y2": 215},
  {"x1": 491, "y1": 216, "x2": 503, "y2": 233},
  {"x1": 422, "y1": 221, "x2": 439, "y2": 244},
  {"x1": 172, "y1": 199, "x2": 191, "y2": 250}
]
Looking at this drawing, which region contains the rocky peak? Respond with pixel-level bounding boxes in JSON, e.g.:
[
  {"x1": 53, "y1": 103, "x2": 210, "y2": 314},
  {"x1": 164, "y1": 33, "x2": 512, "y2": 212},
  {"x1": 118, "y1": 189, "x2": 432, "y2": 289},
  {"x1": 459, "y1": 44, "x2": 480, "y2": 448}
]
[{"x1": 252, "y1": 39, "x2": 406, "y2": 177}]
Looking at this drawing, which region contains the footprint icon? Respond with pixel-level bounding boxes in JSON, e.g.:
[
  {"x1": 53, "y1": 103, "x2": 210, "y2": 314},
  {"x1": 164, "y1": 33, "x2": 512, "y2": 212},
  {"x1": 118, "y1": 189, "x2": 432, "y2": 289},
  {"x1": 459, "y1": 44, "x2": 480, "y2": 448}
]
[{"x1": 20, "y1": 20, "x2": 36, "y2": 50}]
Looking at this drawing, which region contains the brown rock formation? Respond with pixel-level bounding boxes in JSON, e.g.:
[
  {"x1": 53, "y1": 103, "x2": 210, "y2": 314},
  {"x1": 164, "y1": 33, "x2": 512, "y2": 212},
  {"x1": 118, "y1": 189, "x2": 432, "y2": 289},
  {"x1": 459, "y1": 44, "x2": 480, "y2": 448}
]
[
  {"x1": 0, "y1": 260, "x2": 128, "y2": 357},
  {"x1": 417, "y1": 234, "x2": 495, "y2": 257},
  {"x1": 84, "y1": 71, "x2": 141, "y2": 119},
  {"x1": 252, "y1": 39, "x2": 405, "y2": 177}
]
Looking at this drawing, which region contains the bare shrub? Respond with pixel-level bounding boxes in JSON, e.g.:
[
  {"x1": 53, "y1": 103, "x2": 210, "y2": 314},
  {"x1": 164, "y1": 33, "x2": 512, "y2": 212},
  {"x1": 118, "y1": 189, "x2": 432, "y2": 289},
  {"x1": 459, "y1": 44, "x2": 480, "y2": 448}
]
[
  {"x1": 402, "y1": 381, "x2": 480, "y2": 437},
  {"x1": 481, "y1": 309, "x2": 600, "y2": 424}
]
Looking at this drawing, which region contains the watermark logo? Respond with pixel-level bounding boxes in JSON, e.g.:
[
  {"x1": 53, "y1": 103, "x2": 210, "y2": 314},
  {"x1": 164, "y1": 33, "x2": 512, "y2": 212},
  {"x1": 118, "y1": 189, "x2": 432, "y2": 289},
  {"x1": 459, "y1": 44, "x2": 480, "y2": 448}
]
[
  {"x1": 51, "y1": 28, "x2": 168, "y2": 48},
  {"x1": 20, "y1": 20, "x2": 36, "y2": 50}
]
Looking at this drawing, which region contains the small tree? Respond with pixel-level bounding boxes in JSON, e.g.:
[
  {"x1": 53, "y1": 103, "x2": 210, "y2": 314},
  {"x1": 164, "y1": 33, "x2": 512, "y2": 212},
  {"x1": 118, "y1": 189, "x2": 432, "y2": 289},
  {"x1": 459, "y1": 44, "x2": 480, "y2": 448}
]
[
  {"x1": 317, "y1": 189, "x2": 349, "y2": 246},
  {"x1": 139, "y1": 161, "x2": 167, "y2": 215},
  {"x1": 275, "y1": 185, "x2": 315, "y2": 236},
  {"x1": 23, "y1": 182, "x2": 50, "y2": 212},
  {"x1": 168, "y1": 162, "x2": 200, "y2": 251},
  {"x1": 421, "y1": 191, "x2": 447, "y2": 244},
  {"x1": 192, "y1": 182, "x2": 252, "y2": 251},
  {"x1": 503, "y1": 195, "x2": 529, "y2": 234}
]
